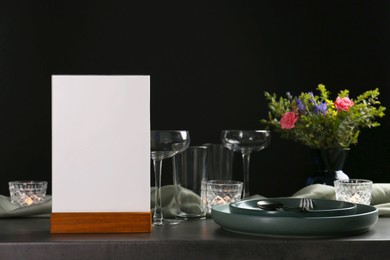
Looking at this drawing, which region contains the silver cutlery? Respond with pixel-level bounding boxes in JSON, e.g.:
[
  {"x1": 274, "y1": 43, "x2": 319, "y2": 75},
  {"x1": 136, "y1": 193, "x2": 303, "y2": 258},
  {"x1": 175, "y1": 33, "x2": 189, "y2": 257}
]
[{"x1": 257, "y1": 198, "x2": 314, "y2": 212}]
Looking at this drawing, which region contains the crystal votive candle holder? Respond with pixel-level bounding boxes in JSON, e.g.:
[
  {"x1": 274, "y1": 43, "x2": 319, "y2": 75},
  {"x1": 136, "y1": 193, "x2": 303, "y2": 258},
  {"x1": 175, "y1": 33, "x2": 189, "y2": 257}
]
[
  {"x1": 206, "y1": 180, "x2": 243, "y2": 214},
  {"x1": 334, "y1": 179, "x2": 373, "y2": 205},
  {"x1": 9, "y1": 181, "x2": 48, "y2": 207}
]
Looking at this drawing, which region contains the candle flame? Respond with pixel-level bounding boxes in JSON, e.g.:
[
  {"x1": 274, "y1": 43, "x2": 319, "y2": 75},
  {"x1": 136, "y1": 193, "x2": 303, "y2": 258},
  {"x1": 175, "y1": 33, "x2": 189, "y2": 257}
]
[{"x1": 24, "y1": 197, "x2": 34, "y2": 206}]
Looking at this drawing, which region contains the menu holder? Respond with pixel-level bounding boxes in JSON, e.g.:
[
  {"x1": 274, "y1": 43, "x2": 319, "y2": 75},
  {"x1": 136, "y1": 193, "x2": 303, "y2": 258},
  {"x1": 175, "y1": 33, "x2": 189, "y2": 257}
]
[
  {"x1": 51, "y1": 75, "x2": 151, "y2": 233},
  {"x1": 50, "y1": 212, "x2": 151, "y2": 233}
]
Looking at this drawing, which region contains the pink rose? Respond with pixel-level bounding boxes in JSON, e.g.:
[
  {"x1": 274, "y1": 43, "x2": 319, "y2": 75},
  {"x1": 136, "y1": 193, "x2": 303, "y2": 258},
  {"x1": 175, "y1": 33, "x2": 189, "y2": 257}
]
[
  {"x1": 334, "y1": 97, "x2": 354, "y2": 111},
  {"x1": 280, "y1": 112, "x2": 298, "y2": 129}
]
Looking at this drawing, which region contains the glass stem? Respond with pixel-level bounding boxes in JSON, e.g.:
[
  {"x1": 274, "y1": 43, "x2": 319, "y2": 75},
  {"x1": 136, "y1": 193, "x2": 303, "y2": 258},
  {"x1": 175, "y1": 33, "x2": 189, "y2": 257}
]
[
  {"x1": 242, "y1": 151, "x2": 251, "y2": 198},
  {"x1": 153, "y1": 159, "x2": 163, "y2": 226}
]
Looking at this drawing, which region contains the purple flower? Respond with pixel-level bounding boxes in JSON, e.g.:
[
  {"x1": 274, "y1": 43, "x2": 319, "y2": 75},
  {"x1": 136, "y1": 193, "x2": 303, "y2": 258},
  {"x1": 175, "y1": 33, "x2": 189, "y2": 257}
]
[
  {"x1": 308, "y1": 92, "x2": 316, "y2": 104},
  {"x1": 295, "y1": 98, "x2": 305, "y2": 112},
  {"x1": 314, "y1": 102, "x2": 327, "y2": 115}
]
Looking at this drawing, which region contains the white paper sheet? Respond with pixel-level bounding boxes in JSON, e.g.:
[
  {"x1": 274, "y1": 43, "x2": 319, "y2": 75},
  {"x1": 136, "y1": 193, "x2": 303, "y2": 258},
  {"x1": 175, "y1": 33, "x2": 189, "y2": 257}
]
[{"x1": 52, "y1": 75, "x2": 150, "y2": 212}]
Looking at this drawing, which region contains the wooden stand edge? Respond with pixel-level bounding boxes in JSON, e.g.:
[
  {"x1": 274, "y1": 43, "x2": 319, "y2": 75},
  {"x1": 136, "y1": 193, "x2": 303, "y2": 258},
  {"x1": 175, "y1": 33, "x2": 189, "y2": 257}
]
[{"x1": 50, "y1": 212, "x2": 151, "y2": 234}]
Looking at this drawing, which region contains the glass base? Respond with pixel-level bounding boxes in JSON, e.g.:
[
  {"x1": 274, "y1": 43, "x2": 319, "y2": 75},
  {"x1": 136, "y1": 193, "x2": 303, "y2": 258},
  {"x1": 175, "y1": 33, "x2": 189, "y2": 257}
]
[
  {"x1": 152, "y1": 219, "x2": 183, "y2": 226},
  {"x1": 175, "y1": 214, "x2": 206, "y2": 220}
]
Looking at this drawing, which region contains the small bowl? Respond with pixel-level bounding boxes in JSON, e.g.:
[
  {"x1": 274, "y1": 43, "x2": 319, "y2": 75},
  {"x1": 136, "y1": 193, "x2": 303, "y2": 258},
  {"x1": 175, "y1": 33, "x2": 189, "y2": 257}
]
[{"x1": 9, "y1": 181, "x2": 48, "y2": 207}]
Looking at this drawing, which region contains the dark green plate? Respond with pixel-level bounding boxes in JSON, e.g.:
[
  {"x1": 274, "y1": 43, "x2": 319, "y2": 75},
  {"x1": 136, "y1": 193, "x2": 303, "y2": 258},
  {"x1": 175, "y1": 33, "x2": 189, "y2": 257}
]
[
  {"x1": 212, "y1": 203, "x2": 378, "y2": 237},
  {"x1": 229, "y1": 198, "x2": 357, "y2": 217}
]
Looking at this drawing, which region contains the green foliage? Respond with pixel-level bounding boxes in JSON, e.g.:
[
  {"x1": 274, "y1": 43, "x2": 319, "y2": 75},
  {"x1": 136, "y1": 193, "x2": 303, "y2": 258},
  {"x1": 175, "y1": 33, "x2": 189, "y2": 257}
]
[{"x1": 261, "y1": 84, "x2": 386, "y2": 149}]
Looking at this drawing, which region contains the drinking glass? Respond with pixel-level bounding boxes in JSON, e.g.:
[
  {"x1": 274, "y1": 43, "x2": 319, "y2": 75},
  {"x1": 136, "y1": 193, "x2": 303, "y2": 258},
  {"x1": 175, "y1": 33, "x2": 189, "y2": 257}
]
[
  {"x1": 202, "y1": 143, "x2": 234, "y2": 181},
  {"x1": 221, "y1": 130, "x2": 271, "y2": 198},
  {"x1": 151, "y1": 130, "x2": 190, "y2": 226},
  {"x1": 173, "y1": 146, "x2": 207, "y2": 219}
]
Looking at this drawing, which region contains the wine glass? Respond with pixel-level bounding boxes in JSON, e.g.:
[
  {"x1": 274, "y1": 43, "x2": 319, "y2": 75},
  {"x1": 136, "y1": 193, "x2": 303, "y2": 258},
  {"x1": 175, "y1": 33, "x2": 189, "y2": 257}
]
[
  {"x1": 151, "y1": 130, "x2": 190, "y2": 226},
  {"x1": 221, "y1": 130, "x2": 271, "y2": 198}
]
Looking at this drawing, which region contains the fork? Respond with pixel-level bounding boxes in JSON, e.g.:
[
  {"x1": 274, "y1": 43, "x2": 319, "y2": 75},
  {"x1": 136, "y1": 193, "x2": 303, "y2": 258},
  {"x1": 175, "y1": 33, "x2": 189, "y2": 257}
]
[{"x1": 299, "y1": 198, "x2": 314, "y2": 212}]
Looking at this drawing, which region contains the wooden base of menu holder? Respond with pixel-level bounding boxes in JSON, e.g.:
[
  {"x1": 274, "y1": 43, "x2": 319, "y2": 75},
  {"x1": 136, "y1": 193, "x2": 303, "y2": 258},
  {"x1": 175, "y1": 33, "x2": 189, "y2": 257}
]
[{"x1": 50, "y1": 212, "x2": 152, "y2": 233}]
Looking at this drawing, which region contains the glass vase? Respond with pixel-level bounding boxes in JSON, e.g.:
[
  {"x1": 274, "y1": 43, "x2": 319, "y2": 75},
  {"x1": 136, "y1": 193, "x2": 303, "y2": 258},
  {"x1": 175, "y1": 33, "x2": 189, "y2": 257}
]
[{"x1": 306, "y1": 148, "x2": 350, "y2": 186}]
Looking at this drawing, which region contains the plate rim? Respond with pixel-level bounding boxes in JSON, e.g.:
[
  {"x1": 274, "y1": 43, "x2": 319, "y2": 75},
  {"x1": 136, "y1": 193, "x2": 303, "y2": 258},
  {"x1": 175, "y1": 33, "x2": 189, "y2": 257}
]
[{"x1": 212, "y1": 203, "x2": 378, "y2": 237}]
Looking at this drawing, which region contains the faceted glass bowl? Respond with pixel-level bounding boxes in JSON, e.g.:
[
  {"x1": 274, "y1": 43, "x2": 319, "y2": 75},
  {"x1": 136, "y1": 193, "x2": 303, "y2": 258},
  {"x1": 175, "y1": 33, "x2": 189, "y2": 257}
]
[
  {"x1": 334, "y1": 179, "x2": 373, "y2": 205},
  {"x1": 9, "y1": 181, "x2": 48, "y2": 207},
  {"x1": 206, "y1": 180, "x2": 243, "y2": 214}
]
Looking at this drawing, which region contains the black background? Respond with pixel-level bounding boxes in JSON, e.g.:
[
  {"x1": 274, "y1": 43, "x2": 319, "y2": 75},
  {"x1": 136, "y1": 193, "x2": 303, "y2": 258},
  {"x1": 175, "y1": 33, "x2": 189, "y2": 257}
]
[{"x1": 1, "y1": 1, "x2": 389, "y2": 197}]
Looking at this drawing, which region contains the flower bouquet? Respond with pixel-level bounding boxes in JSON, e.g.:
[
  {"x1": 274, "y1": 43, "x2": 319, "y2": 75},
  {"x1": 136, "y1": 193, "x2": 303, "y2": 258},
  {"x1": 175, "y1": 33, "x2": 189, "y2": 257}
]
[
  {"x1": 261, "y1": 84, "x2": 386, "y2": 184},
  {"x1": 261, "y1": 84, "x2": 385, "y2": 149}
]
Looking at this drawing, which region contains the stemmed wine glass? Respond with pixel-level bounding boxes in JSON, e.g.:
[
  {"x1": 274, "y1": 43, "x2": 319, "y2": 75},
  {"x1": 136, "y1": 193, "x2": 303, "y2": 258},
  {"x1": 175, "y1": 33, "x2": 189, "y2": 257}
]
[
  {"x1": 221, "y1": 130, "x2": 271, "y2": 198},
  {"x1": 151, "y1": 130, "x2": 190, "y2": 226}
]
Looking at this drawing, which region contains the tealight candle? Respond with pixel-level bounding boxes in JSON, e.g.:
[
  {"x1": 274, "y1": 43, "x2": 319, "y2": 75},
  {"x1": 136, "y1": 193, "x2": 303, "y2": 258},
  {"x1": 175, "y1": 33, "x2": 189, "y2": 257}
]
[{"x1": 21, "y1": 194, "x2": 34, "y2": 206}]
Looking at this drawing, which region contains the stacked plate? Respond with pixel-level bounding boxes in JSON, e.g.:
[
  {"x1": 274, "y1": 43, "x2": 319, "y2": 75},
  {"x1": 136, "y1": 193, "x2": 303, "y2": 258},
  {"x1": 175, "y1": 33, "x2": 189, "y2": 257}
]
[{"x1": 211, "y1": 198, "x2": 378, "y2": 237}]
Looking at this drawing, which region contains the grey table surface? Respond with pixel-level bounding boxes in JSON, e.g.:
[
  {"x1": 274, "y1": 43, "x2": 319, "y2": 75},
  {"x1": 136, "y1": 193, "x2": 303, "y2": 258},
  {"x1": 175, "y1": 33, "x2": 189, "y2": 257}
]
[{"x1": 0, "y1": 217, "x2": 390, "y2": 260}]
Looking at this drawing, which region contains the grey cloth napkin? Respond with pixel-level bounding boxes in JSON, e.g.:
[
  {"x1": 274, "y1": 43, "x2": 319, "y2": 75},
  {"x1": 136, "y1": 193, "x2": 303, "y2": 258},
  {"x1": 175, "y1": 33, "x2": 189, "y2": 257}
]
[
  {"x1": 0, "y1": 195, "x2": 52, "y2": 218},
  {"x1": 151, "y1": 185, "x2": 203, "y2": 219},
  {"x1": 150, "y1": 185, "x2": 178, "y2": 218}
]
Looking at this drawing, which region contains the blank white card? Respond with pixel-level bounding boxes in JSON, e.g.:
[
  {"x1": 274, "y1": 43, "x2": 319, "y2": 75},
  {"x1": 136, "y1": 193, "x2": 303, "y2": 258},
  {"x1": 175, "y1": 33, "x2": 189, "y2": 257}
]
[{"x1": 52, "y1": 75, "x2": 150, "y2": 212}]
